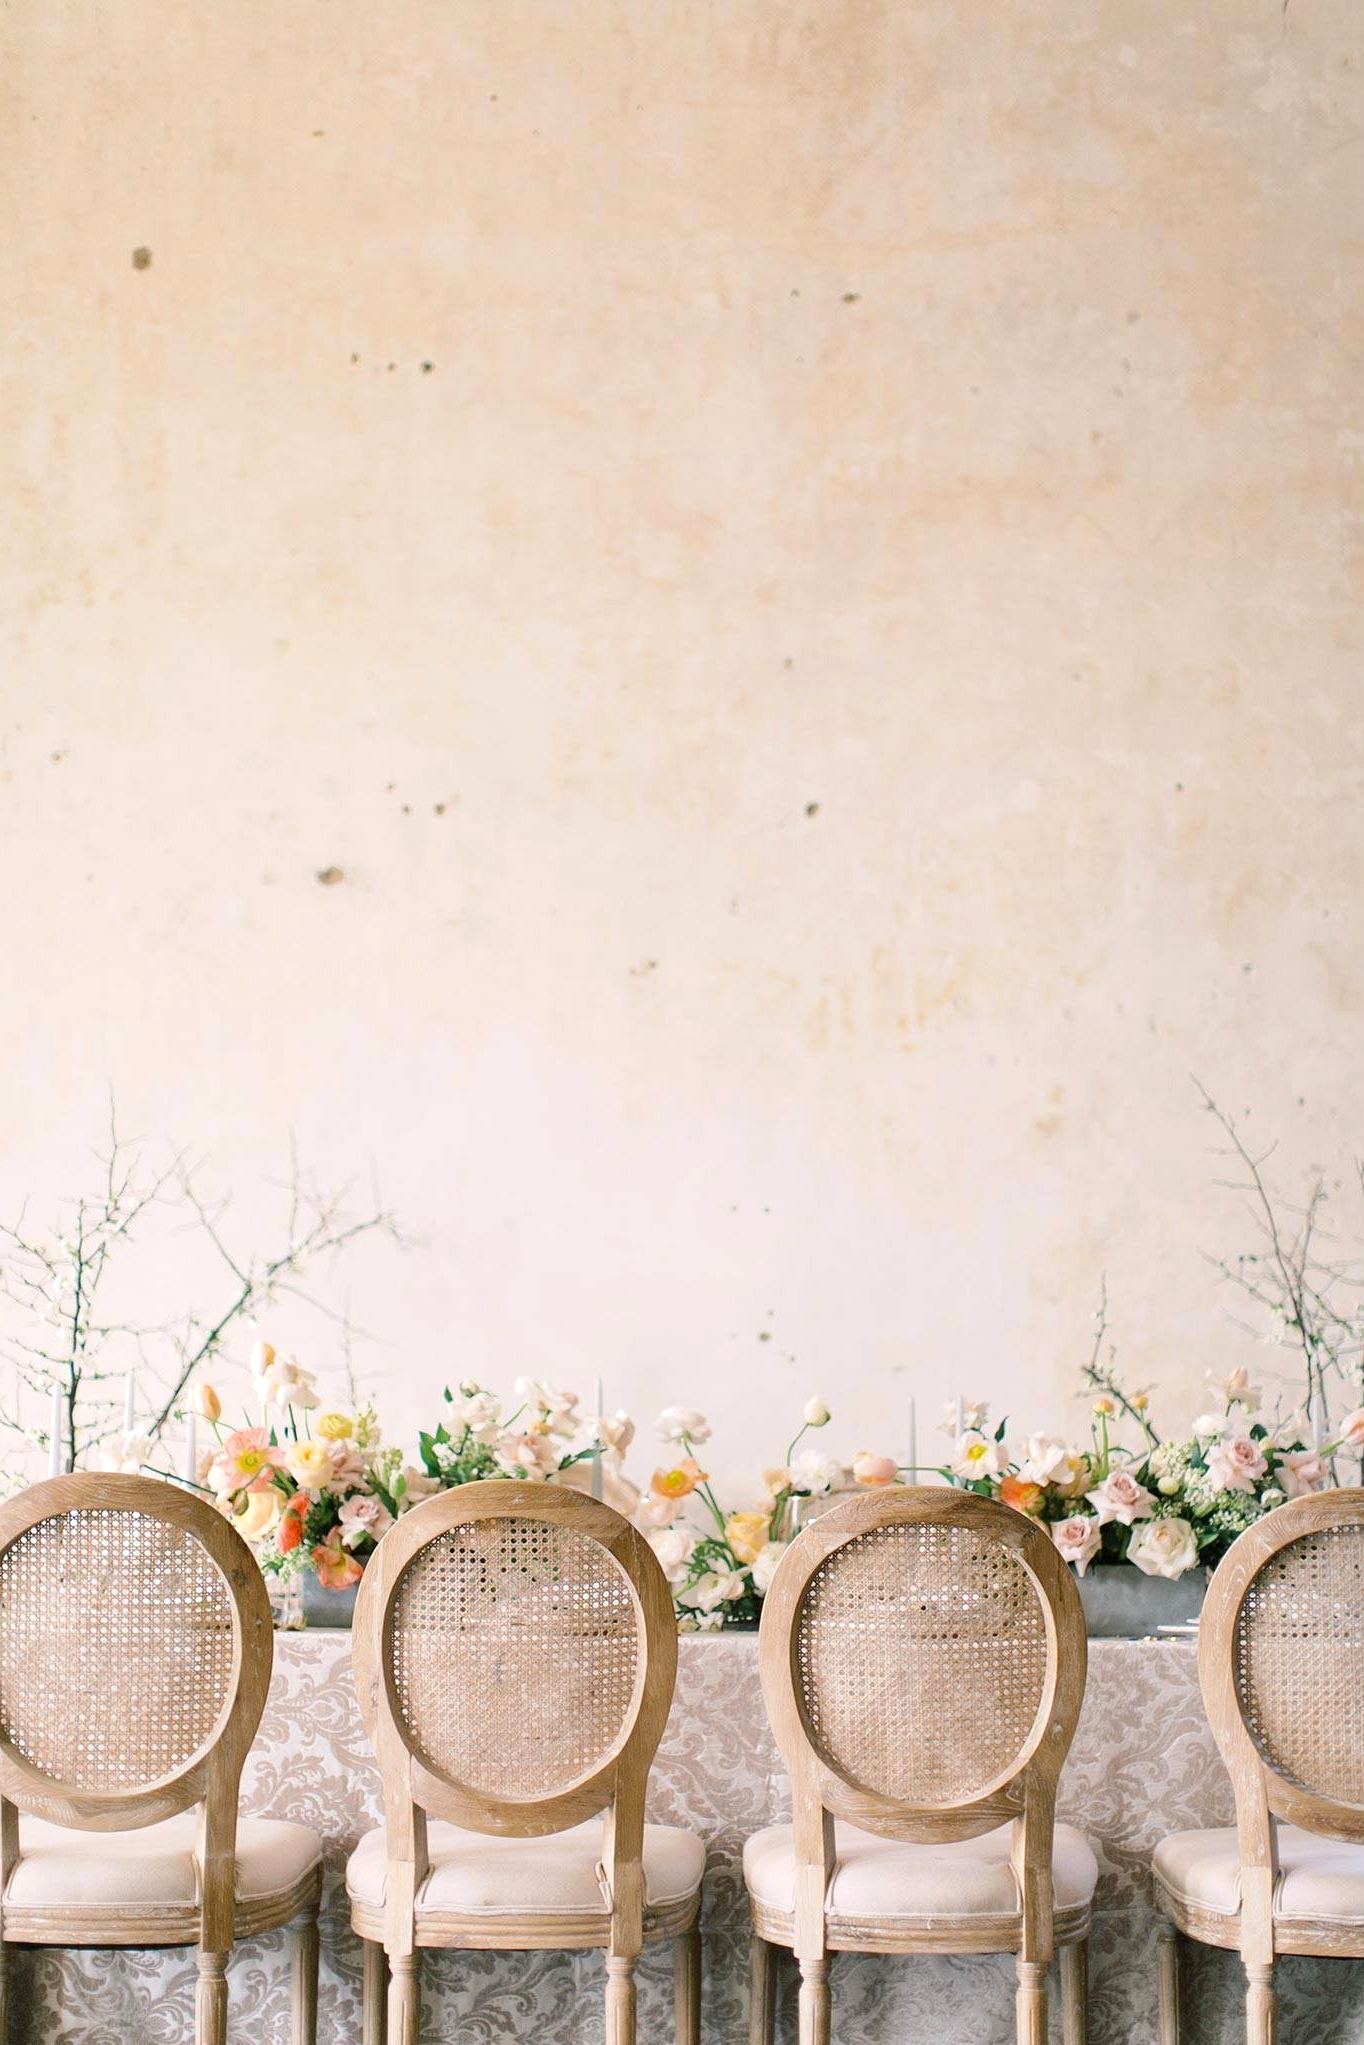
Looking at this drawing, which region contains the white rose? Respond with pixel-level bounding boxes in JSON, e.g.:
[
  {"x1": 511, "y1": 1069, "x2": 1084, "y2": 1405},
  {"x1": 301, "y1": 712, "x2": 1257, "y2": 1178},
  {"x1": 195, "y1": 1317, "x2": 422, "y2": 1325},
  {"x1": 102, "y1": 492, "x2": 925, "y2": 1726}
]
[
  {"x1": 1128, "y1": 1516, "x2": 1199, "y2": 1580},
  {"x1": 448, "y1": 1388, "x2": 502, "y2": 1442},
  {"x1": 648, "y1": 1527, "x2": 697, "y2": 1586},
  {"x1": 790, "y1": 1449, "x2": 842, "y2": 1496},
  {"x1": 1051, "y1": 1516, "x2": 1102, "y2": 1576},
  {"x1": 751, "y1": 1540, "x2": 789, "y2": 1595},
  {"x1": 91, "y1": 1431, "x2": 153, "y2": 1475},
  {"x1": 656, "y1": 1406, "x2": 711, "y2": 1445}
]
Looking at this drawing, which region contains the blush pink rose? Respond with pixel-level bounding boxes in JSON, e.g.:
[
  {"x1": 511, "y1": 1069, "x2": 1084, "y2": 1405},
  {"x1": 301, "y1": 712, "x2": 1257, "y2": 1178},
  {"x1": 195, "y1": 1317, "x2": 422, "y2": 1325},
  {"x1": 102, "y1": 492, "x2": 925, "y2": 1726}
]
[
  {"x1": 1205, "y1": 1436, "x2": 1268, "y2": 1495},
  {"x1": 1052, "y1": 1516, "x2": 1102, "y2": 1576}
]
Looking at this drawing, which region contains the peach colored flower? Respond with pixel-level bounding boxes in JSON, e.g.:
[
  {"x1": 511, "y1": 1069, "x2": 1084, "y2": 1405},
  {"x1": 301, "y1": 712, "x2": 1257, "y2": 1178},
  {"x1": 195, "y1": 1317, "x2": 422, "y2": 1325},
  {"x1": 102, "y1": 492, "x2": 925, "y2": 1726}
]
[
  {"x1": 192, "y1": 1383, "x2": 222, "y2": 1422},
  {"x1": 277, "y1": 1493, "x2": 309, "y2": 1554},
  {"x1": 852, "y1": 1452, "x2": 899, "y2": 1487},
  {"x1": 312, "y1": 1533, "x2": 363, "y2": 1590},
  {"x1": 214, "y1": 1428, "x2": 278, "y2": 1494},
  {"x1": 725, "y1": 1512, "x2": 770, "y2": 1564},
  {"x1": 1052, "y1": 1516, "x2": 1102, "y2": 1576},
  {"x1": 1205, "y1": 1436, "x2": 1268, "y2": 1496},
  {"x1": 1338, "y1": 1408, "x2": 1364, "y2": 1449},
  {"x1": 1001, "y1": 1475, "x2": 1044, "y2": 1516},
  {"x1": 1086, "y1": 1469, "x2": 1155, "y2": 1527},
  {"x1": 1278, "y1": 1449, "x2": 1328, "y2": 1499},
  {"x1": 651, "y1": 1458, "x2": 706, "y2": 1502},
  {"x1": 232, "y1": 1490, "x2": 282, "y2": 1543}
]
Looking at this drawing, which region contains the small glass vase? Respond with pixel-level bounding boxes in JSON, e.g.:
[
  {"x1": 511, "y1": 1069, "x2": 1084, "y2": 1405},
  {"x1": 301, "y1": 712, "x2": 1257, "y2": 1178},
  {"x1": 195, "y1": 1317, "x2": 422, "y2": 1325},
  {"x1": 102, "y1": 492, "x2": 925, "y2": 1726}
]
[{"x1": 268, "y1": 1572, "x2": 305, "y2": 1631}]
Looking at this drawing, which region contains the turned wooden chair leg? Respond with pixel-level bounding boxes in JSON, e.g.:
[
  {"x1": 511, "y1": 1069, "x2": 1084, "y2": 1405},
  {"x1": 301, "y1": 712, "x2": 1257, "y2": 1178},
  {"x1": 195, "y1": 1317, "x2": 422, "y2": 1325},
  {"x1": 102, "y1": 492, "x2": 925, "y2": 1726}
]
[
  {"x1": 0, "y1": 1934, "x2": 9, "y2": 2045},
  {"x1": 749, "y1": 1932, "x2": 776, "y2": 2045},
  {"x1": 388, "y1": 1949, "x2": 422, "y2": 2045},
  {"x1": 1015, "y1": 1956, "x2": 1047, "y2": 2045},
  {"x1": 289, "y1": 1909, "x2": 320, "y2": 2045},
  {"x1": 1156, "y1": 1921, "x2": 1181, "y2": 2045},
  {"x1": 362, "y1": 1938, "x2": 389, "y2": 2045},
  {"x1": 1246, "y1": 1960, "x2": 1277, "y2": 2045},
  {"x1": 673, "y1": 1926, "x2": 701, "y2": 2045},
  {"x1": 1060, "y1": 1935, "x2": 1088, "y2": 2045},
  {"x1": 797, "y1": 1954, "x2": 830, "y2": 2045},
  {"x1": 606, "y1": 1953, "x2": 638, "y2": 2045},
  {"x1": 196, "y1": 1949, "x2": 229, "y2": 2045}
]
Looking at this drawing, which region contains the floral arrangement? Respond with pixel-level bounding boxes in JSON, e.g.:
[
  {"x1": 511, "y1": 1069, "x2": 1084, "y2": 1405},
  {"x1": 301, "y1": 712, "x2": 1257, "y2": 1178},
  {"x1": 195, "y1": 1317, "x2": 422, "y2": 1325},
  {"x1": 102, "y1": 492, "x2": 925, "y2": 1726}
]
[
  {"x1": 197, "y1": 1342, "x2": 406, "y2": 1591},
  {"x1": 633, "y1": 1400, "x2": 901, "y2": 1629},
  {"x1": 197, "y1": 1358, "x2": 637, "y2": 1603},
  {"x1": 942, "y1": 1365, "x2": 1364, "y2": 1580},
  {"x1": 410, "y1": 1378, "x2": 634, "y2": 1495}
]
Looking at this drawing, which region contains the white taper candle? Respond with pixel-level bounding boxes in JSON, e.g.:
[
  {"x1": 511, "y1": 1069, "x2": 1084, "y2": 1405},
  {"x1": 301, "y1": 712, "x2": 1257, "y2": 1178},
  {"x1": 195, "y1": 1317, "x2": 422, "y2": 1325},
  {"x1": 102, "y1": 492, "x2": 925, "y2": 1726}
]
[
  {"x1": 908, "y1": 1396, "x2": 917, "y2": 1483},
  {"x1": 48, "y1": 1387, "x2": 63, "y2": 1479},
  {"x1": 183, "y1": 1410, "x2": 198, "y2": 1485},
  {"x1": 123, "y1": 1371, "x2": 136, "y2": 1435},
  {"x1": 591, "y1": 1375, "x2": 605, "y2": 1500},
  {"x1": 955, "y1": 1395, "x2": 965, "y2": 1438}
]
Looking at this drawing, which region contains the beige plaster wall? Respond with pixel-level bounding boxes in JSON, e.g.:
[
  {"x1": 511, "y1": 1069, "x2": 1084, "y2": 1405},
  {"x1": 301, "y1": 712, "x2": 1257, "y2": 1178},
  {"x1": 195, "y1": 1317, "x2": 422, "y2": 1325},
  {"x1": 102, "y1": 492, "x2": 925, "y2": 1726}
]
[{"x1": 3, "y1": 0, "x2": 1363, "y2": 1482}]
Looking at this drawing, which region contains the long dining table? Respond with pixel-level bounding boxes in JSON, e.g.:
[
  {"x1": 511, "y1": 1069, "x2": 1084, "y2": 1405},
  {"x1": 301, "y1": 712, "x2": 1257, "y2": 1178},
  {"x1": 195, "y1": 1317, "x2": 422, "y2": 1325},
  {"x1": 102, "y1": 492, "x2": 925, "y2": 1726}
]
[{"x1": 13, "y1": 1629, "x2": 1360, "y2": 2043}]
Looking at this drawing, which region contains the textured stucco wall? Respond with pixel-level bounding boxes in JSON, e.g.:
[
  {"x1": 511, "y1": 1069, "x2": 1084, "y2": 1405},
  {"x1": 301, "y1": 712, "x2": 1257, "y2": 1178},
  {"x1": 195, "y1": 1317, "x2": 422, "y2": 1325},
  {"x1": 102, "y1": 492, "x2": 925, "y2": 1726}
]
[{"x1": 3, "y1": 1, "x2": 1362, "y2": 1480}]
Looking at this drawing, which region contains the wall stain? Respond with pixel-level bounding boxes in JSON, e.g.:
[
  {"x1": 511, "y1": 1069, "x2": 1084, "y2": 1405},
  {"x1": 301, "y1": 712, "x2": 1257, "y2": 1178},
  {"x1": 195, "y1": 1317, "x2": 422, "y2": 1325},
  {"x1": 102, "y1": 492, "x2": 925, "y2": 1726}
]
[{"x1": 315, "y1": 866, "x2": 345, "y2": 887}]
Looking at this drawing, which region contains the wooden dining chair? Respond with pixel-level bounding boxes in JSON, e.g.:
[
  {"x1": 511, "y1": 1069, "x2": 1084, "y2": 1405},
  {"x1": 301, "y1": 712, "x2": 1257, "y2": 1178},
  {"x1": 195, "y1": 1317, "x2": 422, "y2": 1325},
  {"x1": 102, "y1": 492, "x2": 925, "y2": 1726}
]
[
  {"x1": 749, "y1": 1486, "x2": 1095, "y2": 2045},
  {"x1": 1153, "y1": 1487, "x2": 1364, "y2": 2045},
  {"x1": 0, "y1": 1472, "x2": 322, "y2": 2044},
  {"x1": 347, "y1": 1479, "x2": 705, "y2": 2045}
]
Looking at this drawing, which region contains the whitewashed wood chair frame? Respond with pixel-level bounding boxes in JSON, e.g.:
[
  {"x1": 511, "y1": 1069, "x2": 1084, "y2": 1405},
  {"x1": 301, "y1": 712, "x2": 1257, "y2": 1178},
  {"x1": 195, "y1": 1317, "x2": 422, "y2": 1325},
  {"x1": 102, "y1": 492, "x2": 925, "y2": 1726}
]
[
  {"x1": 754, "y1": 1486, "x2": 1091, "y2": 2045},
  {"x1": 1155, "y1": 1487, "x2": 1364, "y2": 2045},
  {"x1": 350, "y1": 1479, "x2": 701, "y2": 2045},
  {"x1": 0, "y1": 1472, "x2": 320, "y2": 2045}
]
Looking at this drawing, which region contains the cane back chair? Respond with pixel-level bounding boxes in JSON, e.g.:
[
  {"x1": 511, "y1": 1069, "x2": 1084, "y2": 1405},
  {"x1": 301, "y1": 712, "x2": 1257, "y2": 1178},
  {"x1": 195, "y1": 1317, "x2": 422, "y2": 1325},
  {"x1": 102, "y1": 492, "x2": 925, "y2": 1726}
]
[
  {"x1": 751, "y1": 1486, "x2": 1095, "y2": 2045},
  {"x1": 0, "y1": 1473, "x2": 321, "y2": 2044},
  {"x1": 348, "y1": 1480, "x2": 705, "y2": 2045},
  {"x1": 1154, "y1": 1488, "x2": 1364, "y2": 2045}
]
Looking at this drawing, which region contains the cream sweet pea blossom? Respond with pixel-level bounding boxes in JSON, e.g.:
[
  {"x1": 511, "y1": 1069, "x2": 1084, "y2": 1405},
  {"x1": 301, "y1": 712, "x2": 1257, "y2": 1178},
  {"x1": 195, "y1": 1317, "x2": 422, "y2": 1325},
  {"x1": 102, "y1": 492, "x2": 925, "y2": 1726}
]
[
  {"x1": 632, "y1": 1492, "x2": 681, "y2": 1531},
  {"x1": 1207, "y1": 1365, "x2": 1261, "y2": 1411},
  {"x1": 1278, "y1": 1449, "x2": 1328, "y2": 1499},
  {"x1": 647, "y1": 1527, "x2": 697, "y2": 1585},
  {"x1": 1205, "y1": 1436, "x2": 1268, "y2": 1495},
  {"x1": 951, "y1": 1430, "x2": 1006, "y2": 1481},
  {"x1": 656, "y1": 1407, "x2": 711, "y2": 1445},
  {"x1": 495, "y1": 1430, "x2": 560, "y2": 1478},
  {"x1": 513, "y1": 1379, "x2": 578, "y2": 1436},
  {"x1": 1019, "y1": 1434, "x2": 1071, "y2": 1486},
  {"x1": 940, "y1": 1399, "x2": 989, "y2": 1435},
  {"x1": 448, "y1": 1387, "x2": 503, "y2": 1442},
  {"x1": 1085, "y1": 1469, "x2": 1155, "y2": 1527},
  {"x1": 92, "y1": 1431, "x2": 153, "y2": 1474},
  {"x1": 1051, "y1": 1516, "x2": 1101, "y2": 1575},
  {"x1": 751, "y1": 1541, "x2": 788, "y2": 1594},
  {"x1": 1127, "y1": 1516, "x2": 1198, "y2": 1579}
]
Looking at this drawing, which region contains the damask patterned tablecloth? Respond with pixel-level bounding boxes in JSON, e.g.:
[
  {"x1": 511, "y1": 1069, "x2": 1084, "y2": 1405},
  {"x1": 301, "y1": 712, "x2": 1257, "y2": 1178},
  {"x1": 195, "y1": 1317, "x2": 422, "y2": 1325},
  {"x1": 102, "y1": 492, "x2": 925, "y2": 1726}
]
[{"x1": 16, "y1": 1633, "x2": 1364, "y2": 2043}]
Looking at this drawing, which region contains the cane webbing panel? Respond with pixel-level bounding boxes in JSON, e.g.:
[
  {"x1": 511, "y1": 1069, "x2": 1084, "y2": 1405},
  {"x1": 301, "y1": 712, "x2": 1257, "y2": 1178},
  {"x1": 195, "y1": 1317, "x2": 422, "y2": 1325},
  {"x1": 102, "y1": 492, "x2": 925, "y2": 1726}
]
[
  {"x1": 389, "y1": 1518, "x2": 640, "y2": 1800},
  {"x1": 0, "y1": 1508, "x2": 236, "y2": 1792},
  {"x1": 1235, "y1": 1524, "x2": 1364, "y2": 1805},
  {"x1": 794, "y1": 1521, "x2": 1049, "y2": 1804}
]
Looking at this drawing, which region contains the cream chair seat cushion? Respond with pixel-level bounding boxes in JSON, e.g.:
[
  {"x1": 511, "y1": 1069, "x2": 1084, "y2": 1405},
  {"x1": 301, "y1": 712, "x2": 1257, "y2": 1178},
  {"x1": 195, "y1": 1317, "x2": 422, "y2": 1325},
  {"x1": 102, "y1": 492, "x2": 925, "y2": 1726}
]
[
  {"x1": 348, "y1": 1818, "x2": 706, "y2": 1919},
  {"x1": 1155, "y1": 1826, "x2": 1364, "y2": 1925},
  {"x1": 744, "y1": 1819, "x2": 1098, "y2": 1922},
  {"x1": 5, "y1": 1812, "x2": 321, "y2": 1909}
]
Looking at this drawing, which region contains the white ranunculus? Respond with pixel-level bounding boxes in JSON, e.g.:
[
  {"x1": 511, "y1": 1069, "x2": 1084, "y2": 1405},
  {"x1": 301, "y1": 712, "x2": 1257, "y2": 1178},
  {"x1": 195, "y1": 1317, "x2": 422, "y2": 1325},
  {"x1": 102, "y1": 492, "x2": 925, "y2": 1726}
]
[
  {"x1": 648, "y1": 1527, "x2": 697, "y2": 1586},
  {"x1": 656, "y1": 1406, "x2": 711, "y2": 1445},
  {"x1": 1019, "y1": 1434, "x2": 1070, "y2": 1486},
  {"x1": 790, "y1": 1449, "x2": 842, "y2": 1496},
  {"x1": 751, "y1": 1540, "x2": 789, "y2": 1595},
  {"x1": 1127, "y1": 1516, "x2": 1199, "y2": 1580},
  {"x1": 803, "y1": 1396, "x2": 830, "y2": 1427}
]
